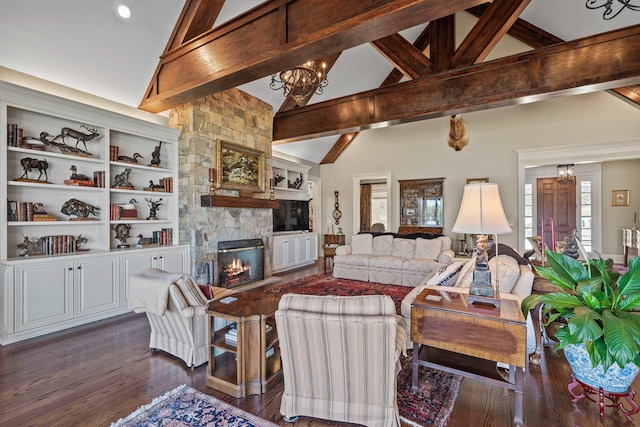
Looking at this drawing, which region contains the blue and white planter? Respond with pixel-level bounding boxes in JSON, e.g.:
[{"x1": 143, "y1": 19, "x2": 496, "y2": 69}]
[{"x1": 564, "y1": 343, "x2": 640, "y2": 393}]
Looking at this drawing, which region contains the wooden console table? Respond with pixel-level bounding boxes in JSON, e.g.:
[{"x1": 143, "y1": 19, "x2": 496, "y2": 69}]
[
  {"x1": 323, "y1": 234, "x2": 345, "y2": 274},
  {"x1": 206, "y1": 289, "x2": 282, "y2": 397},
  {"x1": 411, "y1": 288, "x2": 527, "y2": 426}
]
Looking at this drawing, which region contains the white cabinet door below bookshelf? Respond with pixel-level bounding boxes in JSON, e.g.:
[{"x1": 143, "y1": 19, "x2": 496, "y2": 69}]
[
  {"x1": 74, "y1": 255, "x2": 119, "y2": 317},
  {"x1": 14, "y1": 260, "x2": 73, "y2": 332},
  {"x1": 156, "y1": 247, "x2": 188, "y2": 273}
]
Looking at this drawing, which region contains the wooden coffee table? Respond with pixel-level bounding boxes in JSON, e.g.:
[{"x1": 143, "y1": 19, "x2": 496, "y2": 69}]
[
  {"x1": 411, "y1": 288, "x2": 527, "y2": 426},
  {"x1": 206, "y1": 289, "x2": 282, "y2": 397}
]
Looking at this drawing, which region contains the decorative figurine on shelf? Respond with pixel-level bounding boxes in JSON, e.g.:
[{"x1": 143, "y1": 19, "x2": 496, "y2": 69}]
[
  {"x1": 111, "y1": 223, "x2": 131, "y2": 248},
  {"x1": 145, "y1": 198, "x2": 162, "y2": 220},
  {"x1": 18, "y1": 157, "x2": 49, "y2": 182},
  {"x1": 113, "y1": 168, "x2": 133, "y2": 188},
  {"x1": 147, "y1": 180, "x2": 162, "y2": 191},
  {"x1": 53, "y1": 124, "x2": 99, "y2": 152},
  {"x1": 68, "y1": 165, "x2": 91, "y2": 181},
  {"x1": 60, "y1": 198, "x2": 100, "y2": 220},
  {"x1": 117, "y1": 152, "x2": 143, "y2": 163},
  {"x1": 117, "y1": 198, "x2": 137, "y2": 210},
  {"x1": 288, "y1": 173, "x2": 304, "y2": 189},
  {"x1": 37, "y1": 132, "x2": 92, "y2": 157},
  {"x1": 16, "y1": 234, "x2": 45, "y2": 257},
  {"x1": 75, "y1": 235, "x2": 88, "y2": 250},
  {"x1": 149, "y1": 141, "x2": 162, "y2": 167},
  {"x1": 136, "y1": 234, "x2": 153, "y2": 246},
  {"x1": 274, "y1": 174, "x2": 285, "y2": 186}
]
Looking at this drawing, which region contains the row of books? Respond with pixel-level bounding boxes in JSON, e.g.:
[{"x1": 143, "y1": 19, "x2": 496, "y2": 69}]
[
  {"x1": 158, "y1": 177, "x2": 173, "y2": 193},
  {"x1": 110, "y1": 205, "x2": 138, "y2": 220},
  {"x1": 7, "y1": 201, "x2": 55, "y2": 222},
  {"x1": 153, "y1": 228, "x2": 173, "y2": 245},
  {"x1": 41, "y1": 235, "x2": 80, "y2": 255},
  {"x1": 224, "y1": 324, "x2": 273, "y2": 346},
  {"x1": 93, "y1": 171, "x2": 106, "y2": 188},
  {"x1": 109, "y1": 145, "x2": 120, "y2": 162},
  {"x1": 7, "y1": 124, "x2": 23, "y2": 147}
]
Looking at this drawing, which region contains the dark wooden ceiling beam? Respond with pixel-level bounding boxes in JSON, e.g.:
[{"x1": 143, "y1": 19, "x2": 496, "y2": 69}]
[
  {"x1": 140, "y1": 0, "x2": 488, "y2": 112},
  {"x1": 467, "y1": 3, "x2": 640, "y2": 107},
  {"x1": 319, "y1": 25, "x2": 433, "y2": 164},
  {"x1": 273, "y1": 25, "x2": 640, "y2": 143},
  {"x1": 429, "y1": 15, "x2": 456, "y2": 72},
  {"x1": 143, "y1": 0, "x2": 226, "y2": 103},
  {"x1": 453, "y1": 0, "x2": 531, "y2": 67},
  {"x1": 370, "y1": 34, "x2": 432, "y2": 79},
  {"x1": 277, "y1": 52, "x2": 342, "y2": 112}
]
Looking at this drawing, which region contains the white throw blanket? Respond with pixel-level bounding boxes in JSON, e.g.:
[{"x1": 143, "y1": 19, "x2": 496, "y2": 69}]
[{"x1": 128, "y1": 268, "x2": 183, "y2": 316}]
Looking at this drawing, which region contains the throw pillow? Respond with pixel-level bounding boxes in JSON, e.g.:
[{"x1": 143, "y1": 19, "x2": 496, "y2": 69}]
[
  {"x1": 351, "y1": 233, "x2": 373, "y2": 255},
  {"x1": 373, "y1": 234, "x2": 393, "y2": 256},
  {"x1": 427, "y1": 261, "x2": 466, "y2": 287},
  {"x1": 392, "y1": 238, "x2": 416, "y2": 259},
  {"x1": 198, "y1": 284, "x2": 214, "y2": 300},
  {"x1": 489, "y1": 255, "x2": 521, "y2": 294},
  {"x1": 414, "y1": 237, "x2": 443, "y2": 260},
  {"x1": 454, "y1": 258, "x2": 476, "y2": 288},
  {"x1": 437, "y1": 236, "x2": 453, "y2": 251}
]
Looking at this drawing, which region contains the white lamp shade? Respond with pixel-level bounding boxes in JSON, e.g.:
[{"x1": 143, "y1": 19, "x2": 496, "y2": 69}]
[{"x1": 452, "y1": 183, "x2": 512, "y2": 234}]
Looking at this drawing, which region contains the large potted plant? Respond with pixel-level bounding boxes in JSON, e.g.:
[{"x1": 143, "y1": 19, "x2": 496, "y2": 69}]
[{"x1": 522, "y1": 251, "x2": 640, "y2": 393}]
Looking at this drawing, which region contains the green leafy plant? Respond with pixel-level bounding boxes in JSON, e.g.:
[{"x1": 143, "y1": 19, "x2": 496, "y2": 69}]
[{"x1": 521, "y1": 251, "x2": 640, "y2": 371}]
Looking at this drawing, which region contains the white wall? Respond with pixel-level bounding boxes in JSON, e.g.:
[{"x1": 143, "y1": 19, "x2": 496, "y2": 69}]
[
  {"x1": 320, "y1": 91, "x2": 640, "y2": 250},
  {"x1": 602, "y1": 159, "x2": 640, "y2": 256}
]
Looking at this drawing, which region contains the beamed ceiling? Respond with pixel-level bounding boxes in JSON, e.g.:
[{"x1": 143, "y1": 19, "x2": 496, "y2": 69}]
[
  {"x1": 1, "y1": 1, "x2": 638, "y2": 164},
  {"x1": 142, "y1": 0, "x2": 640, "y2": 164}
]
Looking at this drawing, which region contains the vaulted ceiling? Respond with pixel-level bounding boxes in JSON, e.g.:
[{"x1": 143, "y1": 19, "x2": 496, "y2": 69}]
[{"x1": 2, "y1": 1, "x2": 639, "y2": 164}]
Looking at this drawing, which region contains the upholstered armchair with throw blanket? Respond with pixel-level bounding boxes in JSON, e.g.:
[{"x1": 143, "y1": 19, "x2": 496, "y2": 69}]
[
  {"x1": 275, "y1": 294, "x2": 407, "y2": 427},
  {"x1": 128, "y1": 268, "x2": 211, "y2": 369}
]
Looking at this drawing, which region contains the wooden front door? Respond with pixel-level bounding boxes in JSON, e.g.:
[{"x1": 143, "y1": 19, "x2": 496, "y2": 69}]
[{"x1": 537, "y1": 178, "x2": 576, "y2": 250}]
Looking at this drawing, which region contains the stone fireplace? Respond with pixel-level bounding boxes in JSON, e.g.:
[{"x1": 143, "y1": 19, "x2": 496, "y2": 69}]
[
  {"x1": 217, "y1": 238, "x2": 265, "y2": 288},
  {"x1": 169, "y1": 88, "x2": 275, "y2": 285}
]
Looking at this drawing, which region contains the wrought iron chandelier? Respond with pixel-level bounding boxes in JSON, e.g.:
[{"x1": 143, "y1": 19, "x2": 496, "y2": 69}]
[
  {"x1": 270, "y1": 60, "x2": 328, "y2": 105},
  {"x1": 557, "y1": 164, "x2": 576, "y2": 183},
  {"x1": 586, "y1": 0, "x2": 640, "y2": 20}
]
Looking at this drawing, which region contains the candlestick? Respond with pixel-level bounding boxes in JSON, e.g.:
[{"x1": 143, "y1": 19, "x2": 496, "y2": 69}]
[
  {"x1": 208, "y1": 168, "x2": 216, "y2": 195},
  {"x1": 269, "y1": 177, "x2": 275, "y2": 200},
  {"x1": 540, "y1": 218, "x2": 545, "y2": 251},
  {"x1": 550, "y1": 217, "x2": 556, "y2": 252}
]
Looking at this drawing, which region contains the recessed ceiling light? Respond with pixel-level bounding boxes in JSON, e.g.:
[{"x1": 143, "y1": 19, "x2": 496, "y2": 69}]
[{"x1": 117, "y1": 5, "x2": 131, "y2": 19}]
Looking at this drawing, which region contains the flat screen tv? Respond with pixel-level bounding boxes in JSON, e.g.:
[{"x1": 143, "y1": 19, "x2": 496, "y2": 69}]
[{"x1": 273, "y1": 199, "x2": 310, "y2": 232}]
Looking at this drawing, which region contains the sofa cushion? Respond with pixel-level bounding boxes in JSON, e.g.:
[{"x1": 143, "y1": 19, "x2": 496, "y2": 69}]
[
  {"x1": 402, "y1": 258, "x2": 443, "y2": 273},
  {"x1": 370, "y1": 255, "x2": 404, "y2": 270},
  {"x1": 352, "y1": 233, "x2": 373, "y2": 255},
  {"x1": 437, "y1": 236, "x2": 452, "y2": 251},
  {"x1": 426, "y1": 261, "x2": 466, "y2": 287},
  {"x1": 334, "y1": 254, "x2": 372, "y2": 267},
  {"x1": 414, "y1": 237, "x2": 443, "y2": 260},
  {"x1": 489, "y1": 255, "x2": 521, "y2": 294},
  {"x1": 373, "y1": 234, "x2": 393, "y2": 256},
  {"x1": 392, "y1": 238, "x2": 416, "y2": 259}
]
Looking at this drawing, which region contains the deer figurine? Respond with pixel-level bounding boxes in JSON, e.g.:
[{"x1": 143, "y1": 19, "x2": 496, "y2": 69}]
[
  {"x1": 448, "y1": 115, "x2": 470, "y2": 152},
  {"x1": 54, "y1": 124, "x2": 100, "y2": 151}
]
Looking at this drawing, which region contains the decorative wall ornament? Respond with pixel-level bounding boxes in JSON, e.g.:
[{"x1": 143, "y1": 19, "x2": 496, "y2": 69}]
[
  {"x1": 333, "y1": 191, "x2": 342, "y2": 225},
  {"x1": 447, "y1": 115, "x2": 469, "y2": 151}
]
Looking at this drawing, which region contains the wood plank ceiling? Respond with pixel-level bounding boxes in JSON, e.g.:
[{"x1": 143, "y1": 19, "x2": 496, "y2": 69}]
[{"x1": 142, "y1": 0, "x2": 640, "y2": 164}]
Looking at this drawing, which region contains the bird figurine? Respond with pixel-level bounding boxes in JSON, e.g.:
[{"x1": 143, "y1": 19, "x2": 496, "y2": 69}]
[
  {"x1": 117, "y1": 152, "x2": 143, "y2": 163},
  {"x1": 69, "y1": 165, "x2": 91, "y2": 181},
  {"x1": 118, "y1": 198, "x2": 138, "y2": 210}
]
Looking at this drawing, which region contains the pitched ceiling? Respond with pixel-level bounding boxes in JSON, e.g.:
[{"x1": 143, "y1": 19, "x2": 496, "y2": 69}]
[{"x1": 1, "y1": 1, "x2": 639, "y2": 164}]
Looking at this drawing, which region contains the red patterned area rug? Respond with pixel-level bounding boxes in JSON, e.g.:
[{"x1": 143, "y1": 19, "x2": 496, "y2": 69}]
[
  {"x1": 397, "y1": 351, "x2": 462, "y2": 427},
  {"x1": 265, "y1": 272, "x2": 412, "y2": 314}
]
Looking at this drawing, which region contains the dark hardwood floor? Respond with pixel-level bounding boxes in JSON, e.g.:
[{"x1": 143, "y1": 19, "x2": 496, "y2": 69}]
[{"x1": 1, "y1": 260, "x2": 637, "y2": 426}]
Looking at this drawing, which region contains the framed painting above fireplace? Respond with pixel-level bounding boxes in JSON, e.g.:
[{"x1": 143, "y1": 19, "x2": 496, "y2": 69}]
[{"x1": 216, "y1": 140, "x2": 265, "y2": 194}]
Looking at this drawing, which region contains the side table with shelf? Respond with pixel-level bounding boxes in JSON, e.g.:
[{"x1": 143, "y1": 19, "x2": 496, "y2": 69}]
[
  {"x1": 323, "y1": 234, "x2": 345, "y2": 274},
  {"x1": 206, "y1": 290, "x2": 282, "y2": 397},
  {"x1": 411, "y1": 288, "x2": 527, "y2": 426}
]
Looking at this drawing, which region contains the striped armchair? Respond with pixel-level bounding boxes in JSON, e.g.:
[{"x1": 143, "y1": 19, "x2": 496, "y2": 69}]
[
  {"x1": 130, "y1": 269, "x2": 212, "y2": 369},
  {"x1": 275, "y1": 294, "x2": 406, "y2": 427}
]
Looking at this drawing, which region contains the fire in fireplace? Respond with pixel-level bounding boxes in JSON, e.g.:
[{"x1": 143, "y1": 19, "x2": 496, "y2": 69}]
[{"x1": 217, "y1": 239, "x2": 265, "y2": 288}]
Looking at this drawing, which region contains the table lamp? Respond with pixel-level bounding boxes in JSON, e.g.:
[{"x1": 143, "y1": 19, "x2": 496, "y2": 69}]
[{"x1": 452, "y1": 183, "x2": 512, "y2": 308}]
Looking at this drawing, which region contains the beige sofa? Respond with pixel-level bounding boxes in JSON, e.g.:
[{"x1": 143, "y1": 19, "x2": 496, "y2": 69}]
[{"x1": 333, "y1": 233, "x2": 456, "y2": 287}]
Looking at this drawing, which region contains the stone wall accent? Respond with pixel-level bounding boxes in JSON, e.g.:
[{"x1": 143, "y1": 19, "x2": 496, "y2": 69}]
[{"x1": 169, "y1": 88, "x2": 275, "y2": 284}]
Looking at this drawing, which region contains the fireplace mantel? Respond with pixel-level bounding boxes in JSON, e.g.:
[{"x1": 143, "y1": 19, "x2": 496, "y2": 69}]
[{"x1": 201, "y1": 195, "x2": 279, "y2": 209}]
